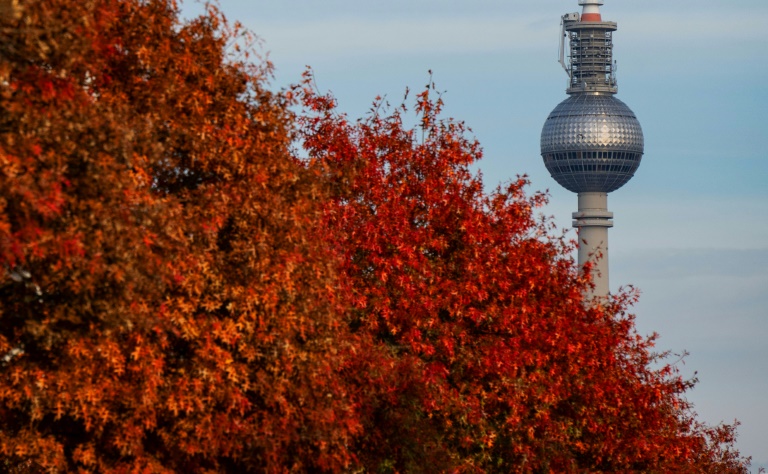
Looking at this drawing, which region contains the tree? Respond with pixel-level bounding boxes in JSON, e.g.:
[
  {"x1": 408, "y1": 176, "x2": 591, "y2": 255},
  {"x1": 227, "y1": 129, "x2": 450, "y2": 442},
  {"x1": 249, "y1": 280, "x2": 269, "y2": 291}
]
[
  {"x1": 0, "y1": 0, "x2": 357, "y2": 471},
  {"x1": 0, "y1": 0, "x2": 755, "y2": 471},
  {"x1": 300, "y1": 78, "x2": 753, "y2": 473}
]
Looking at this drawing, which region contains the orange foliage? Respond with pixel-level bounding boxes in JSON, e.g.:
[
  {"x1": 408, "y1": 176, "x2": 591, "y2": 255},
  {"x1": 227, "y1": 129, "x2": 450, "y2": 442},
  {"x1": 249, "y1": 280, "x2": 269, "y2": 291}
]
[
  {"x1": 1, "y1": 0, "x2": 355, "y2": 471},
  {"x1": 0, "y1": 0, "x2": 755, "y2": 472},
  {"x1": 300, "y1": 78, "x2": 753, "y2": 473}
]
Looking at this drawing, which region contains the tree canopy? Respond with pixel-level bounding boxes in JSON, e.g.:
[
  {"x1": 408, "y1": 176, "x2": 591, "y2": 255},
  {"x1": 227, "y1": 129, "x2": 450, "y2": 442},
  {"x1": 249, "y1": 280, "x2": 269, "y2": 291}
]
[
  {"x1": 0, "y1": 0, "x2": 755, "y2": 472},
  {"x1": 1, "y1": 0, "x2": 355, "y2": 470},
  {"x1": 300, "y1": 81, "x2": 750, "y2": 473}
]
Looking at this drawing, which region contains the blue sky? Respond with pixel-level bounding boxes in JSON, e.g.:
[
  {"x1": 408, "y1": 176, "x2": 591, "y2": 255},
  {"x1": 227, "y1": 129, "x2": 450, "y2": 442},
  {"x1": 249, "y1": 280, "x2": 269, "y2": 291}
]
[{"x1": 185, "y1": 0, "x2": 768, "y2": 467}]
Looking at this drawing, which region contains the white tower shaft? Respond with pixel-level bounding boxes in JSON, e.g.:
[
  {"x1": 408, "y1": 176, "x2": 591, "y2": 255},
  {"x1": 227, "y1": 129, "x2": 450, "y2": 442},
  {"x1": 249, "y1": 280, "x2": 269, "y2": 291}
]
[{"x1": 573, "y1": 192, "x2": 613, "y2": 298}]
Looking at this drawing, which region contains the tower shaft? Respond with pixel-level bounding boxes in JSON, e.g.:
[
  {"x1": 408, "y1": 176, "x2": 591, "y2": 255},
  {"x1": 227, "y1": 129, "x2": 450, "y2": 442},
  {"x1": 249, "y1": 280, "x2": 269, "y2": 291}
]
[{"x1": 573, "y1": 192, "x2": 612, "y2": 298}]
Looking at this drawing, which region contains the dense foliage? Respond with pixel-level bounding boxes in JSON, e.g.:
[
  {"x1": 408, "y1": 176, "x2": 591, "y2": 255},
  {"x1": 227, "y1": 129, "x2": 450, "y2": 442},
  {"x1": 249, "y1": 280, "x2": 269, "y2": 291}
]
[
  {"x1": 300, "y1": 83, "x2": 750, "y2": 473},
  {"x1": 0, "y1": 0, "x2": 355, "y2": 471},
  {"x1": 0, "y1": 0, "x2": 755, "y2": 472}
]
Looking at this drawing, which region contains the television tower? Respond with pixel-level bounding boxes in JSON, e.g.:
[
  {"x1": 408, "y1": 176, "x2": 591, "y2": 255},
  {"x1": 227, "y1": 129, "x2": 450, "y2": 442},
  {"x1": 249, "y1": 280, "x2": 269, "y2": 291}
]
[{"x1": 540, "y1": 0, "x2": 644, "y2": 298}]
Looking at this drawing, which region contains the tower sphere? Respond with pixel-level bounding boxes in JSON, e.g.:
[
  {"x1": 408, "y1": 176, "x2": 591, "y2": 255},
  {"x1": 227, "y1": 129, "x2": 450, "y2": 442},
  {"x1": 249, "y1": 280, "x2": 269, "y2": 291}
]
[{"x1": 541, "y1": 94, "x2": 644, "y2": 193}]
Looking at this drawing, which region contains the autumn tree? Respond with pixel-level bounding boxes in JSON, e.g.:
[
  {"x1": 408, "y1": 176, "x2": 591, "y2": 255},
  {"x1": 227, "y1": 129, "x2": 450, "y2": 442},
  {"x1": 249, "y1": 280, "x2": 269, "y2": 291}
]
[
  {"x1": 0, "y1": 0, "x2": 357, "y2": 471},
  {"x1": 0, "y1": 0, "x2": 756, "y2": 471},
  {"x1": 300, "y1": 79, "x2": 753, "y2": 473}
]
